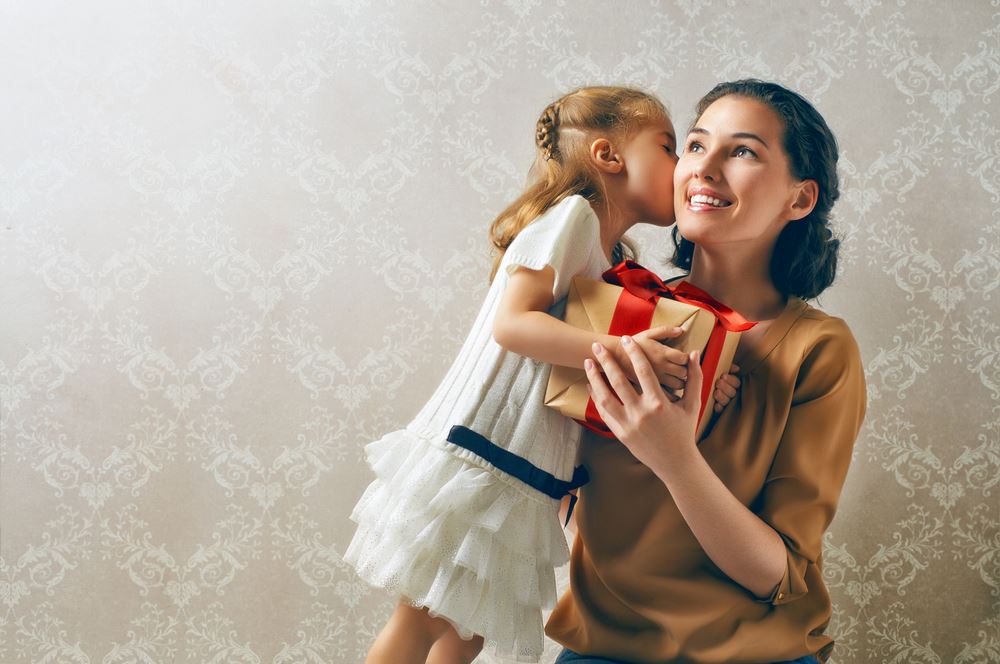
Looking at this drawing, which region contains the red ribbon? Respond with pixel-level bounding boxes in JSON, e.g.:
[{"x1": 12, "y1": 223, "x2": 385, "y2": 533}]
[{"x1": 580, "y1": 260, "x2": 757, "y2": 439}]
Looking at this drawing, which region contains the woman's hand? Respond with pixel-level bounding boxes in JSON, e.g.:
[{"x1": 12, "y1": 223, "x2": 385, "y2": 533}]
[
  {"x1": 610, "y1": 325, "x2": 689, "y2": 390},
  {"x1": 585, "y1": 335, "x2": 705, "y2": 477}
]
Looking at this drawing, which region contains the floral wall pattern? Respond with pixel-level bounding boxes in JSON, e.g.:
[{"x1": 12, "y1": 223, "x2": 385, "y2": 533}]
[{"x1": 2, "y1": 1, "x2": 998, "y2": 662}]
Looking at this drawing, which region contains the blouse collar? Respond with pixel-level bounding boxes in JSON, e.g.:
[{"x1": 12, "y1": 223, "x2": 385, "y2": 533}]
[
  {"x1": 661, "y1": 275, "x2": 808, "y2": 377},
  {"x1": 736, "y1": 295, "x2": 808, "y2": 377}
]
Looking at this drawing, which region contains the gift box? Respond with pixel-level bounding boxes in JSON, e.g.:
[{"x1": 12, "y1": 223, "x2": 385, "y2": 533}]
[{"x1": 544, "y1": 260, "x2": 757, "y2": 441}]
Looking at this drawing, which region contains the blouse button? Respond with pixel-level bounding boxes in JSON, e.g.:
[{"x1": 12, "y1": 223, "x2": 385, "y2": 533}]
[{"x1": 776, "y1": 592, "x2": 784, "y2": 600}]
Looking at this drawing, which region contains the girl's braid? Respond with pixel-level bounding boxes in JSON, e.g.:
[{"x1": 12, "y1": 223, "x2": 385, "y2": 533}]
[{"x1": 535, "y1": 101, "x2": 562, "y2": 161}]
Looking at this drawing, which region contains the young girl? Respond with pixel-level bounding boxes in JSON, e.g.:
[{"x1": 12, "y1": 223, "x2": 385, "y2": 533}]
[{"x1": 344, "y1": 86, "x2": 742, "y2": 664}]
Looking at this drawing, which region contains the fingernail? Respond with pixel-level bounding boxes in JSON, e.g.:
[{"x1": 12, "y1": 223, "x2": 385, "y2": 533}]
[
  {"x1": 584, "y1": 359, "x2": 593, "y2": 370},
  {"x1": 621, "y1": 336, "x2": 631, "y2": 346},
  {"x1": 592, "y1": 342, "x2": 603, "y2": 354}
]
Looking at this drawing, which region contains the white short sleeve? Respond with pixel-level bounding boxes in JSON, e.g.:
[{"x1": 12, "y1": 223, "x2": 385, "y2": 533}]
[{"x1": 500, "y1": 195, "x2": 601, "y2": 302}]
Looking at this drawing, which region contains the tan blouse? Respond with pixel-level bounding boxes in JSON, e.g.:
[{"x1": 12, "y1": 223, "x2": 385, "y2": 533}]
[{"x1": 545, "y1": 290, "x2": 868, "y2": 663}]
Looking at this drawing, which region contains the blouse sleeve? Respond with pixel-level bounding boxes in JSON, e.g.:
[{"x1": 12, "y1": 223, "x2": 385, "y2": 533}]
[
  {"x1": 752, "y1": 316, "x2": 868, "y2": 606},
  {"x1": 500, "y1": 194, "x2": 602, "y2": 302}
]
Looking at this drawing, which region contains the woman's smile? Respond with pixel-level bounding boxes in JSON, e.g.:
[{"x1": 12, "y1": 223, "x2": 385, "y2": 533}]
[{"x1": 686, "y1": 186, "x2": 734, "y2": 212}]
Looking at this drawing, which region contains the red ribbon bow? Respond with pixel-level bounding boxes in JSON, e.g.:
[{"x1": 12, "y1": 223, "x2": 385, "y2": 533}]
[{"x1": 581, "y1": 260, "x2": 757, "y2": 439}]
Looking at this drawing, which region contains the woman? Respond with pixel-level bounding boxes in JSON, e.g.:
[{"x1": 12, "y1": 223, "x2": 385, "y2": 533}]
[{"x1": 545, "y1": 80, "x2": 867, "y2": 664}]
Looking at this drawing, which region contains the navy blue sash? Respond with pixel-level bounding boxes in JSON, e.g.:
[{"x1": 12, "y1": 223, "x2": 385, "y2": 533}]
[{"x1": 446, "y1": 425, "x2": 589, "y2": 527}]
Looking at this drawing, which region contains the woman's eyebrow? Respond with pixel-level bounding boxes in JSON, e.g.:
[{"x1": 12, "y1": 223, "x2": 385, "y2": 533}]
[{"x1": 688, "y1": 127, "x2": 769, "y2": 149}]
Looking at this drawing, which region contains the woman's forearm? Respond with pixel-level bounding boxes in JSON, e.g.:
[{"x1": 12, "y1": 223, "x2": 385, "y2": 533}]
[
  {"x1": 654, "y1": 443, "x2": 787, "y2": 600},
  {"x1": 494, "y1": 310, "x2": 623, "y2": 370}
]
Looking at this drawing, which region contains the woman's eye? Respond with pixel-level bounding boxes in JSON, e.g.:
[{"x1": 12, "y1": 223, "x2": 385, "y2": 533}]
[
  {"x1": 685, "y1": 141, "x2": 703, "y2": 153},
  {"x1": 734, "y1": 146, "x2": 757, "y2": 158}
]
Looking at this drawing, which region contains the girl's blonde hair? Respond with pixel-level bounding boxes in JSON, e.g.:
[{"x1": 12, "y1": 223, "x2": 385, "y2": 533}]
[{"x1": 488, "y1": 85, "x2": 670, "y2": 284}]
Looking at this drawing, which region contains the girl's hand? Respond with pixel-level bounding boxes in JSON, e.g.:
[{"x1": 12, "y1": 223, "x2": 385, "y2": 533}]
[
  {"x1": 712, "y1": 364, "x2": 741, "y2": 414},
  {"x1": 586, "y1": 336, "x2": 704, "y2": 475},
  {"x1": 611, "y1": 325, "x2": 689, "y2": 390}
]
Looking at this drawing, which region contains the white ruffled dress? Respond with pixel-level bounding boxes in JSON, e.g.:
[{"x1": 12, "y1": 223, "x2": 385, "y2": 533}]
[{"x1": 343, "y1": 194, "x2": 613, "y2": 662}]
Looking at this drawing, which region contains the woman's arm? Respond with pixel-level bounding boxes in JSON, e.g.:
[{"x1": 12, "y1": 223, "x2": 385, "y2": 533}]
[
  {"x1": 583, "y1": 339, "x2": 785, "y2": 599},
  {"x1": 585, "y1": 322, "x2": 866, "y2": 604},
  {"x1": 655, "y1": 439, "x2": 787, "y2": 599}
]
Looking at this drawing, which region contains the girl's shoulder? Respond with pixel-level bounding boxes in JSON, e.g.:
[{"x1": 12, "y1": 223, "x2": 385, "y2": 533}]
[
  {"x1": 506, "y1": 194, "x2": 600, "y2": 251},
  {"x1": 533, "y1": 194, "x2": 598, "y2": 229}
]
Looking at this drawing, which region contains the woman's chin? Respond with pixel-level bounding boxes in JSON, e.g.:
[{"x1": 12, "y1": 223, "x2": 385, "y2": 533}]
[{"x1": 675, "y1": 217, "x2": 716, "y2": 243}]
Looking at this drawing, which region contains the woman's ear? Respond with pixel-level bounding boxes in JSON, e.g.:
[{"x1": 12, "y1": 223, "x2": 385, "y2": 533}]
[
  {"x1": 788, "y1": 179, "x2": 818, "y2": 221},
  {"x1": 590, "y1": 138, "x2": 624, "y2": 174}
]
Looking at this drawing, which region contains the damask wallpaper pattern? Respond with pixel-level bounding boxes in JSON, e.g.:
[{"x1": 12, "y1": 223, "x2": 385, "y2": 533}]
[{"x1": 1, "y1": 1, "x2": 998, "y2": 663}]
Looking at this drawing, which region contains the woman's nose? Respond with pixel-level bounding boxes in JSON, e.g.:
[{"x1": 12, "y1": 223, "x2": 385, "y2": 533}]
[{"x1": 693, "y1": 154, "x2": 720, "y2": 182}]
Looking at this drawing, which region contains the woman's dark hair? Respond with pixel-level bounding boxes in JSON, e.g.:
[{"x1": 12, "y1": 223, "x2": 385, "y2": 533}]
[{"x1": 670, "y1": 79, "x2": 841, "y2": 300}]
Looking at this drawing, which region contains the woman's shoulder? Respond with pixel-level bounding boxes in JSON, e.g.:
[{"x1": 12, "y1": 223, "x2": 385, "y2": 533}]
[
  {"x1": 793, "y1": 299, "x2": 861, "y2": 352},
  {"x1": 784, "y1": 299, "x2": 865, "y2": 398}
]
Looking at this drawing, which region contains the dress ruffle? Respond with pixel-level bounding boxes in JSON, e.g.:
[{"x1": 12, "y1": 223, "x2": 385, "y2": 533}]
[{"x1": 343, "y1": 425, "x2": 571, "y2": 662}]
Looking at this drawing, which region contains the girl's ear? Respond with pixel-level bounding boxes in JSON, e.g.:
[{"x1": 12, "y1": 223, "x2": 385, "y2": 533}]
[
  {"x1": 590, "y1": 138, "x2": 624, "y2": 174},
  {"x1": 788, "y1": 179, "x2": 818, "y2": 221}
]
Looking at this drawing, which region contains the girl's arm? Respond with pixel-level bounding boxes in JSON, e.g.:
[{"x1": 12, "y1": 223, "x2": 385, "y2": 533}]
[
  {"x1": 493, "y1": 265, "x2": 684, "y2": 385},
  {"x1": 493, "y1": 265, "x2": 626, "y2": 369},
  {"x1": 494, "y1": 263, "x2": 743, "y2": 402}
]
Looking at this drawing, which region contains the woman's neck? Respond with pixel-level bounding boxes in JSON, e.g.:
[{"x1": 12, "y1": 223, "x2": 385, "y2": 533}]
[{"x1": 685, "y1": 245, "x2": 787, "y2": 322}]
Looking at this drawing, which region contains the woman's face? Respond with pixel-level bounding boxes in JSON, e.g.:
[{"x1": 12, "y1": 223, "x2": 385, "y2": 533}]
[
  {"x1": 673, "y1": 95, "x2": 807, "y2": 246},
  {"x1": 618, "y1": 117, "x2": 679, "y2": 227}
]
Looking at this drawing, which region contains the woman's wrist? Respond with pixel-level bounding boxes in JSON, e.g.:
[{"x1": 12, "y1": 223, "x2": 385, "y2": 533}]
[{"x1": 652, "y1": 435, "x2": 701, "y2": 485}]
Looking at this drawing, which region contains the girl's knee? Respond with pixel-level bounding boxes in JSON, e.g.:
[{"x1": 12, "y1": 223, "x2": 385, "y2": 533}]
[
  {"x1": 454, "y1": 633, "x2": 484, "y2": 661},
  {"x1": 389, "y1": 600, "x2": 451, "y2": 641},
  {"x1": 427, "y1": 628, "x2": 484, "y2": 664}
]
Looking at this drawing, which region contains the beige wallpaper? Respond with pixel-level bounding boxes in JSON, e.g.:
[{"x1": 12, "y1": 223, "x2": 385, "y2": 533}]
[{"x1": 2, "y1": 1, "x2": 998, "y2": 663}]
